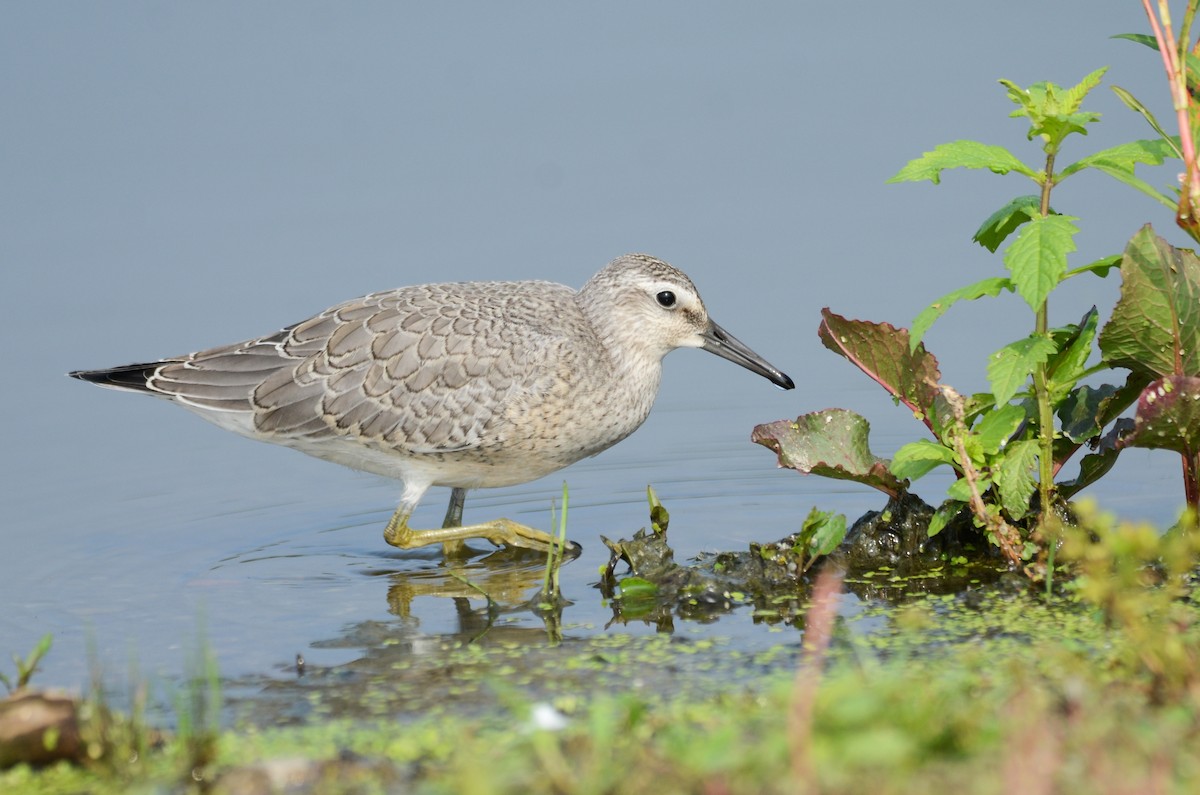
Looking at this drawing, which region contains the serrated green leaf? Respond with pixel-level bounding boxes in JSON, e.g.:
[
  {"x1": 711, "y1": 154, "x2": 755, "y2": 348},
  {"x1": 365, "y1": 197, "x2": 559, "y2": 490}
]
[
  {"x1": 1059, "y1": 135, "x2": 1181, "y2": 210},
  {"x1": 1060, "y1": 136, "x2": 1180, "y2": 208},
  {"x1": 1003, "y1": 214, "x2": 1079, "y2": 311},
  {"x1": 1044, "y1": 113, "x2": 1100, "y2": 146},
  {"x1": 889, "y1": 439, "x2": 958, "y2": 481},
  {"x1": 910, "y1": 277, "x2": 1014, "y2": 351},
  {"x1": 973, "y1": 195, "x2": 1042, "y2": 252},
  {"x1": 928, "y1": 391, "x2": 1001, "y2": 445},
  {"x1": 946, "y1": 475, "x2": 989, "y2": 503},
  {"x1": 887, "y1": 140, "x2": 1036, "y2": 185},
  {"x1": 994, "y1": 438, "x2": 1039, "y2": 519},
  {"x1": 959, "y1": 432, "x2": 985, "y2": 469},
  {"x1": 1062, "y1": 67, "x2": 1108, "y2": 114},
  {"x1": 1000, "y1": 78, "x2": 1037, "y2": 116},
  {"x1": 1060, "y1": 137, "x2": 1179, "y2": 179},
  {"x1": 1099, "y1": 225, "x2": 1200, "y2": 378},
  {"x1": 987, "y1": 334, "x2": 1059, "y2": 405},
  {"x1": 974, "y1": 403, "x2": 1027, "y2": 456},
  {"x1": 1001, "y1": 71, "x2": 1105, "y2": 148},
  {"x1": 927, "y1": 500, "x2": 966, "y2": 538}
]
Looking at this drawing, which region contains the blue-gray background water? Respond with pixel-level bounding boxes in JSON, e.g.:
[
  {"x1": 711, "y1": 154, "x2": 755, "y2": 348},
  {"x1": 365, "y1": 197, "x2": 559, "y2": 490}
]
[{"x1": 1, "y1": 3, "x2": 1185, "y2": 690}]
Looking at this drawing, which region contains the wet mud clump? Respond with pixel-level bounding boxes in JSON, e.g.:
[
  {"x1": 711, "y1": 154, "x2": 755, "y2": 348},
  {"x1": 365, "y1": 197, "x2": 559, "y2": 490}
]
[{"x1": 599, "y1": 492, "x2": 1007, "y2": 628}]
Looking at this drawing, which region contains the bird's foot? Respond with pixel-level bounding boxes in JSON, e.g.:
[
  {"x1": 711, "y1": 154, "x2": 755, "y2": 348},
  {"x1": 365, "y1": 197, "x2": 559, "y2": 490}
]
[
  {"x1": 383, "y1": 512, "x2": 580, "y2": 556},
  {"x1": 481, "y1": 518, "x2": 583, "y2": 557}
]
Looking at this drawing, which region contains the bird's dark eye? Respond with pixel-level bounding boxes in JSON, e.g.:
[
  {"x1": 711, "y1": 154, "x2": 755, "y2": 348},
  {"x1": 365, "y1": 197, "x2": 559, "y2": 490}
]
[{"x1": 656, "y1": 291, "x2": 677, "y2": 308}]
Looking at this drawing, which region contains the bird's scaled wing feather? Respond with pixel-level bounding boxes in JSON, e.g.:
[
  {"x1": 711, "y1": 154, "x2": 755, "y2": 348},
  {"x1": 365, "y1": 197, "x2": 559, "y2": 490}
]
[{"x1": 252, "y1": 288, "x2": 553, "y2": 453}]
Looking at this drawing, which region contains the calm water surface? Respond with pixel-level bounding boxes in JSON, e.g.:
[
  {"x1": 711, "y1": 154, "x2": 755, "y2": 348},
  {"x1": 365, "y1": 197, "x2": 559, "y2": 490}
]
[
  {"x1": 1, "y1": 369, "x2": 1179, "y2": 700},
  {"x1": 0, "y1": 2, "x2": 1186, "y2": 706}
]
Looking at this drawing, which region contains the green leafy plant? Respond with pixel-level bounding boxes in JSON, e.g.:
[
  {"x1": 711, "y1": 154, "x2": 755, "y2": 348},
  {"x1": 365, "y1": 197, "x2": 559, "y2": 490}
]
[
  {"x1": 786, "y1": 508, "x2": 847, "y2": 575},
  {"x1": 744, "y1": 503, "x2": 849, "y2": 577},
  {"x1": 757, "y1": 41, "x2": 1200, "y2": 574},
  {"x1": 1061, "y1": 501, "x2": 1200, "y2": 700},
  {"x1": 886, "y1": 69, "x2": 1170, "y2": 549},
  {"x1": 761, "y1": 66, "x2": 1157, "y2": 566}
]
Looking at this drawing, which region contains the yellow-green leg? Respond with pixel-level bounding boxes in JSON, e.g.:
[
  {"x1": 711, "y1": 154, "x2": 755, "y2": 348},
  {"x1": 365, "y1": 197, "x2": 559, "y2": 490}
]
[{"x1": 382, "y1": 487, "x2": 577, "y2": 555}]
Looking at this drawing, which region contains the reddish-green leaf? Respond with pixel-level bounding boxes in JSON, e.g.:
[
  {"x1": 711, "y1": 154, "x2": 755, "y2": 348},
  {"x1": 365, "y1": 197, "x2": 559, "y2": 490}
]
[
  {"x1": 1117, "y1": 375, "x2": 1200, "y2": 457},
  {"x1": 819, "y1": 309, "x2": 942, "y2": 426},
  {"x1": 752, "y1": 409, "x2": 905, "y2": 498},
  {"x1": 1099, "y1": 225, "x2": 1200, "y2": 378}
]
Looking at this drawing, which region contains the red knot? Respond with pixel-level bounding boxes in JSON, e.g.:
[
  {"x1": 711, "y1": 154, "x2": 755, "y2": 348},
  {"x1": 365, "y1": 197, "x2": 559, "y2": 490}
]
[{"x1": 71, "y1": 254, "x2": 793, "y2": 555}]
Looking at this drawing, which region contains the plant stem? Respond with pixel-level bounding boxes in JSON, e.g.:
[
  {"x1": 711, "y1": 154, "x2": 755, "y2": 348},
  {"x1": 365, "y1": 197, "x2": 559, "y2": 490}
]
[
  {"x1": 1185, "y1": 451, "x2": 1200, "y2": 511},
  {"x1": 1033, "y1": 151, "x2": 1058, "y2": 530},
  {"x1": 790, "y1": 566, "x2": 842, "y2": 785},
  {"x1": 943, "y1": 385, "x2": 1024, "y2": 565},
  {"x1": 1044, "y1": 540, "x2": 1056, "y2": 598},
  {"x1": 1145, "y1": 2, "x2": 1200, "y2": 505},
  {"x1": 1144, "y1": 0, "x2": 1200, "y2": 240}
]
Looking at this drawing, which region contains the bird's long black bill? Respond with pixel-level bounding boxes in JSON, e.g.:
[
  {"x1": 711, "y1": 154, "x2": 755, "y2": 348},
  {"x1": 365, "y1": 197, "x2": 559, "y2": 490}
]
[{"x1": 700, "y1": 320, "x2": 794, "y2": 390}]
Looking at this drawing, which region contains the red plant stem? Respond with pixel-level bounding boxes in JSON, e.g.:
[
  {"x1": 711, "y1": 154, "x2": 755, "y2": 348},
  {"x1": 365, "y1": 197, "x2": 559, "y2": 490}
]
[
  {"x1": 1144, "y1": 0, "x2": 1200, "y2": 222},
  {"x1": 790, "y1": 566, "x2": 843, "y2": 790},
  {"x1": 1185, "y1": 452, "x2": 1200, "y2": 511},
  {"x1": 1146, "y1": 3, "x2": 1200, "y2": 506}
]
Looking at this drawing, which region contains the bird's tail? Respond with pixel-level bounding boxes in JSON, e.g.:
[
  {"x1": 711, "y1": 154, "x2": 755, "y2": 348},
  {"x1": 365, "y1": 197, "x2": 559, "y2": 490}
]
[{"x1": 69, "y1": 361, "x2": 176, "y2": 393}]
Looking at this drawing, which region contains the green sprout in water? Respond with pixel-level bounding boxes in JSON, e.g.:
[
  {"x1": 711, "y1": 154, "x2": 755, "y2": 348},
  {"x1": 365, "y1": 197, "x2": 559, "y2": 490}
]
[
  {"x1": 647, "y1": 485, "x2": 669, "y2": 535},
  {"x1": 0, "y1": 633, "x2": 51, "y2": 694},
  {"x1": 172, "y1": 622, "x2": 221, "y2": 785},
  {"x1": 538, "y1": 481, "x2": 571, "y2": 609}
]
